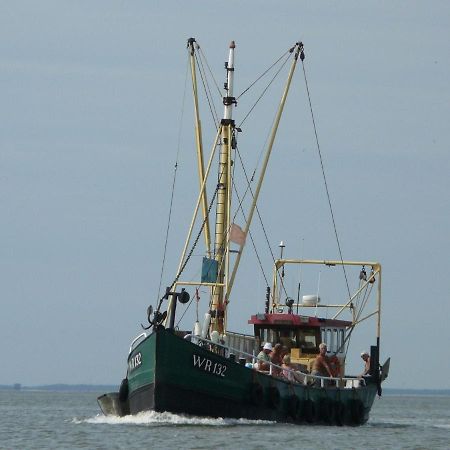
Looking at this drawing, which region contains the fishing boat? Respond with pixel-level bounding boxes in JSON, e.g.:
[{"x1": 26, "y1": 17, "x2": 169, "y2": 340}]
[{"x1": 98, "y1": 39, "x2": 390, "y2": 425}]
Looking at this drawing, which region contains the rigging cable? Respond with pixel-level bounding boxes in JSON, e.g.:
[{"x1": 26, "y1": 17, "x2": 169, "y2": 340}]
[
  {"x1": 192, "y1": 44, "x2": 292, "y2": 293},
  {"x1": 236, "y1": 48, "x2": 291, "y2": 100},
  {"x1": 230, "y1": 181, "x2": 270, "y2": 287},
  {"x1": 173, "y1": 181, "x2": 221, "y2": 294},
  {"x1": 175, "y1": 165, "x2": 226, "y2": 327},
  {"x1": 301, "y1": 59, "x2": 352, "y2": 301},
  {"x1": 229, "y1": 146, "x2": 270, "y2": 287},
  {"x1": 154, "y1": 181, "x2": 221, "y2": 322},
  {"x1": 341, "y1": 276, "x2": 375, "y2": 358},
  {"x1": 355, "y1": 281, "x2": 374, "y2": 323},
  {"x1": 195, "y1": 50, "x2": 220, "y2": 128},
  {"x1": 238, "y1": 52, "x2": 292, "y2": 129},
  {"x1": 198, "y1": 45, "x2": 223, "y2": 99},
  {"x1": 172, "y1": 45, "x2": 298, "y2": 320},
  {"x1": 233, "y1": 144, "x2": 289, "y2": 302},
  {"x1": 155, "y1": 56, "x2": 190, "y2": 304},
  {"x1": 218, "y1": 49, "x2": 299, "y2": 304}
]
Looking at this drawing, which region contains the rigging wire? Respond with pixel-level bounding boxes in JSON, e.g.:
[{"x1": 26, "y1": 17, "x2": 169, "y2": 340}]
[
  {"x1": 176, "y1": 289, "x2": 196, "y2": 326},
  {"x1": 155, "y1": 56, "x2": 190, "y2": 304},
  {"x1": 354, "y1": 270, "x2": 371, "y2": 316},
  {"x1": 170, "y1": 43, "x2": 357, "y2": 328},
  {"x1": 173, "y1": 46, "x2": 291, "y2": 323},
  {"x1": 210, "y1": 48, "x2": 298, "y2": 306},
  {"x1": 195, "y1": 51, "x2": 220, "y2": 128},
  {"x1": 154, "y1": 181, "x2": 221, "y2": 321},
  {"x1": 341, "y1": 277, "x2": 376, "y2": 359},
  {"x1": 236, "y1": 48, "x2": 291, "y2": 100},
  {"x1": 355, "y1": 282, "x2": 374, "y2": 322},
  {"x1": 164, "y1": 159, "x2": 225, "y2": 323},
  {"x1": 238, "y1": 52, "x2": 292, "y2": 129},
  {"x1": 233, "y1": 144, "x2": 290, "y2": 302},
  {"x1": 301, "y1": 60, "x2": 352, "y2": 302},
  {"x1": 197, "y1": 45, "x2": 223, "y2": 99},
  {"x1": 172, "y1": 182, "x2": 221, "y2": 292},
  {"x1": 229, "y1": 164, "x2": 270, "y2": 288},
  {"x1": 184, "y1": 44, "x2": 293, "y2": 305}
]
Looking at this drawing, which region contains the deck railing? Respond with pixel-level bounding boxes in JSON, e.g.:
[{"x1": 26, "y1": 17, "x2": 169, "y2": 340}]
[
  {"x1": 192, "y1": 335, "x2": 365, "y2": 388},
  {"x1": 128, "y1": 332, "x2": 147, "y2": 355}
]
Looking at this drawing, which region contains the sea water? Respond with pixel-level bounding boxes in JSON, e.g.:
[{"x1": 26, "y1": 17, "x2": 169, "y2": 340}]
[{"x1": 1, "y1": 390, "x2": 449, "y2": 449}]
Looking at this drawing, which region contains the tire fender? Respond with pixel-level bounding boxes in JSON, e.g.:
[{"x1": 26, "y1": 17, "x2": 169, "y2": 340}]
[
  {"x1": 249, "y1": 382, "x2": 264, "y2": 406},
  {"x1": 119, "y1": 378, "x2": 129, "y2": 402},
  {"x1": 267, "y1": 386, "x2": 280, "y2": 409}
]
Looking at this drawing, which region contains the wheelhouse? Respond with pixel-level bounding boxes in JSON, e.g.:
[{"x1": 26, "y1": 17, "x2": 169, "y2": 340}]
[{"x1": 249, "y1": 313, "x2": 351, "y2": 372}]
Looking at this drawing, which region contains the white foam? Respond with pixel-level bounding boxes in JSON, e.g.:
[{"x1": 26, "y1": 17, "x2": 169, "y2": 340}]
[{"x1": 74, "y1": 411, "x2": 274, "y2": 427}]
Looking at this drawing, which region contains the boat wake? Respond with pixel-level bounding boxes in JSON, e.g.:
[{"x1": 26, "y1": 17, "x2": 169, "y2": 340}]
[{"x1": 74, "y1": 411, "x2": 275, "y2": 427}]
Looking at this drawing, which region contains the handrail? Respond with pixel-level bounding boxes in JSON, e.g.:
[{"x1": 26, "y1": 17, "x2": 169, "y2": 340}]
[
  {"x1": 193, "y1": 335, "x2": 365, "y2": 388},
  {"x1": 128, "y1": 332, "x2": 147, "y2": 355}
]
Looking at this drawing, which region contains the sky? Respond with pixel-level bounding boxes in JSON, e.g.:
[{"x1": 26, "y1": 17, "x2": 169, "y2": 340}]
[{"x1": 1, "y1": 1, "x2": 449, "y2": 389}]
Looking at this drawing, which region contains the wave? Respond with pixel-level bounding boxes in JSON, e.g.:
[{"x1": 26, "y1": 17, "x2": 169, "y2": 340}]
[{"x1": 73, "y1": 411, "x2": 275, "y2": 427}]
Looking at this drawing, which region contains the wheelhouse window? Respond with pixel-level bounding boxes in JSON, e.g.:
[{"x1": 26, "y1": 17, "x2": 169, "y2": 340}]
[
  {"x1": 298, "y1": 328, "x2": 320, "y2": 352},
  {"x1": 254, "y1": 326, "x2": 321, "y2": 353},
  {"x1": 320, "y1": 327, "x2": 346, "y2": 354},
  {"x1": 338, "y1": 329, "x2": 345, "y2": 352}
]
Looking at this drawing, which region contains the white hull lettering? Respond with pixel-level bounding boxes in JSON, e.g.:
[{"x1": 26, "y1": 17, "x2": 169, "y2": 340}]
[
  {"x1": 128, "y1": 352, "x2": 142, "y2": 372},
  {"x1": 192, "y1": 354, "x2": 227, "y2": 377},
  {"x1": 193, "y1": 354, "x2": 205, "y2": 368}
]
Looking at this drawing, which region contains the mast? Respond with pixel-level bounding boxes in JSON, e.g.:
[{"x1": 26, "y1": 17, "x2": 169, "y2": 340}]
[
  {"x1": 210, "y1": 41, "x2": 236, "y2": 334},
  {"x1": 187, "y1": 38, "x2": 212, "y2": 257}
]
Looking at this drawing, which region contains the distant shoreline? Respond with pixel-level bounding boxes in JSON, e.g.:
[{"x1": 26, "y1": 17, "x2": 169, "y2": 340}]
[
  {"x1": 1, "y1": 384, "x2": 449, "y2": 396},
  {"x1": 0, "y1": 384, "x2": 117, "y2": 392}
]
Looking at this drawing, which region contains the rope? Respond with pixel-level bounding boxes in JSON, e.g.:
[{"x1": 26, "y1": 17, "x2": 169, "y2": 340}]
[
  {"x1": 301, "y1": 60, "x2": 352, "y2": 301},
  {"x1": 238, "y1": 53, "x2": 292, "y2": 129},
  {"x1": 341, "y1": 279, "x2": 374, "y2": 356},
  {"x1": 155, "y1": 56, "x2": 190, "y2": 303},
  {"x1": 236, "y1": 49, "x2": 291, "y2": 100},
  {"x1": 233, "y1": 144, "x2": 289, "y2": 303},
  {"x1": 183, "y1": 43, "x2": 291, "y2": 303},
  {"x1": 153, "y1": 182, "x2": 220, "y2": 320},
  {"x1": 176, "y1": 290, "x2": 196, "y2": 326},
  {"x1": 230, "y1": 168, "x2": 270, "y2": 288},
  {"x1": 355, "y1": 281, "x2": 374, "y2": 323},
  {"x1": 171, "y1": 182, "x2": 220, "y2": 291},
  {"x1": 198, "y1": 45, "x2": 223, "y2": 99},
  {"x1": 195, "y1": 51, "x2": 220, "y2": 128}
]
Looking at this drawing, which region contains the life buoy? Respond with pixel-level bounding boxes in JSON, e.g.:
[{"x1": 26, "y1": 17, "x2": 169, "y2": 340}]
[
  {"x1": 249, "y1": 382, "x2": 264, "y2": 406},
  {"x1": 287, "y1": 395, "x2": 300, "y2": 419},
  {"x1": 267, "y1": 386, "x2": 280, "y2": 409},
  {"x1": 119, "y1": 378, "x2": 129, "y2": 402},
  {"x1": 349, "y1": 399, "x2": 365, "y2": 425}
]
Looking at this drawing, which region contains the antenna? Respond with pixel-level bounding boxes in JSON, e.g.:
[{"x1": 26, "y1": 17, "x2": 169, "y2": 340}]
[
  {"x1": 279, "y1": 241, "x2": 286, "y2": 308},
  {"x1": 296, "y1": 237, "x2": 304, "y2": 314},
  {"x1": 314, "y1": 270, "x2": 321, "y2": 317}
]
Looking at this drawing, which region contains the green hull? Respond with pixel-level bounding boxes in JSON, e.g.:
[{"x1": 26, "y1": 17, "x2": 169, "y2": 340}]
[{"x1": 99, "y1": 329, "x2": 377, "y2": 425}]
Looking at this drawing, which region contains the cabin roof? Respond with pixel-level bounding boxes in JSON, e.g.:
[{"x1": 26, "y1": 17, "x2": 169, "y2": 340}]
[{"x1": 248, "y1": 313, "x2": 351, "y2": 328}]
